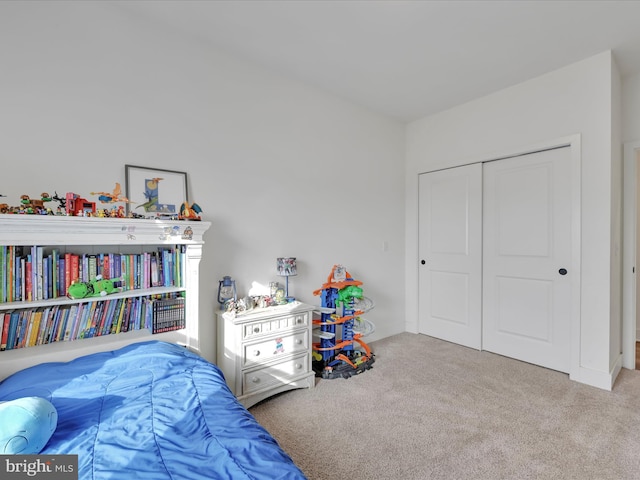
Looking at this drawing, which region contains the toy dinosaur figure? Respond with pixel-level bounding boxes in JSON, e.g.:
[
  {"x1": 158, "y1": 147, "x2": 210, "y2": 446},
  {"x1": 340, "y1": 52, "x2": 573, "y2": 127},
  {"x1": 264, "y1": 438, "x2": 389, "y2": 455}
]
[
  {"x1": 67, "y1": 276, "x2": 122, "y2": 299},
  {"x1": 90, "y1": 183, "x2": 130, "y2": 204}
]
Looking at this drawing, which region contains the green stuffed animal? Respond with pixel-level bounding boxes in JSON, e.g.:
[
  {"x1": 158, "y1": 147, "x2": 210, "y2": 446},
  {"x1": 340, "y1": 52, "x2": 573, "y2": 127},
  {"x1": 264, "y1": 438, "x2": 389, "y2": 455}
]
[{"x1": 67, "y1": 276, "x2": 121, "y2": 299}]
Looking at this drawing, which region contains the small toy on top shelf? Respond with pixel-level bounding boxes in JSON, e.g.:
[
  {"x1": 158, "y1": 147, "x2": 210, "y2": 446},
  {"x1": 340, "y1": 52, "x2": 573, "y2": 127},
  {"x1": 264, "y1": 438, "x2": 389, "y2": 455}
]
[
  {"x1": 65, "y1": 192, "x2": 96, "y2": 216},
  {"x1": 179, "y1": 202, "x2": 202, "y2": 221},
  {"x1": 90, "y1": 183, "x2": 130, "y2": 204},
  {"x1": 19, "y1": 193, "x2": 53, "y2": 215},
  {"x1": 51, "y1": 191, "x2": 67, "y2": 214}
]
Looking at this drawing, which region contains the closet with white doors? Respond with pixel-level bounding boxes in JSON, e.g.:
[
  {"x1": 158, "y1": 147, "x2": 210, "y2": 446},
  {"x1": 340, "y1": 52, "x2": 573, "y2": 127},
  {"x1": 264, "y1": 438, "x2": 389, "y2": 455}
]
[{"x1": 418, "y1": 147, "x2": 573, "y2": 373}]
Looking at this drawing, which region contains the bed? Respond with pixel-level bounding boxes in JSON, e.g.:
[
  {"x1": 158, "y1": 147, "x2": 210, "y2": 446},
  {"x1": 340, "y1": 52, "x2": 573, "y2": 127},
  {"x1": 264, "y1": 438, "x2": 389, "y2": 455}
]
[{"x1": 0, "y1": 340, "x2": 306, "y2": 479}]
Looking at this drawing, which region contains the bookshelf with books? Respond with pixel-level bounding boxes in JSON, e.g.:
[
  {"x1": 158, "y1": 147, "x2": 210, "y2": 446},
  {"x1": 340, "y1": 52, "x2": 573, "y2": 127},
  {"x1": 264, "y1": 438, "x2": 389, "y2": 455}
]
[{"x1": 0, "y1": 215, "x2": 211, "y2": 378}]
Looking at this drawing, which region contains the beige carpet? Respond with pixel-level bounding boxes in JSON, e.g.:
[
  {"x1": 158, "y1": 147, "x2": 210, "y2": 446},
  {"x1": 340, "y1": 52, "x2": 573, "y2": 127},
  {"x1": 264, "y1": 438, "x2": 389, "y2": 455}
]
[{"x1": 250, "y1": 332, "x2": 640, "y2": 480}]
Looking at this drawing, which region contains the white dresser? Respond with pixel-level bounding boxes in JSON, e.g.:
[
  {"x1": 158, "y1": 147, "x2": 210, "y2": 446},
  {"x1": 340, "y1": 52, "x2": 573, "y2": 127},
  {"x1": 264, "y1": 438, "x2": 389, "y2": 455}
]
[{"x1": 216, "y1": 301, "x2": 315, "y2": 408}]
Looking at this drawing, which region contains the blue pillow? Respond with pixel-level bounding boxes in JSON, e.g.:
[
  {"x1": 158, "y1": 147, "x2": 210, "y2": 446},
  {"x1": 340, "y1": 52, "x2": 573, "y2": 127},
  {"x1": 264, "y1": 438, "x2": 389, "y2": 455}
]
[{"x1": 0, "y1": 397, "x2": 57, "y2": 454}]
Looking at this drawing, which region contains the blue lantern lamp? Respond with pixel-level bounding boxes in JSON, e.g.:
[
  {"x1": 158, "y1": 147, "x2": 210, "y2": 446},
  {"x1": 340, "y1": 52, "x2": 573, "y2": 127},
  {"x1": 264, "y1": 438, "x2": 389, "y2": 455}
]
[
  {"x1": 217, "y1": 276, "x2": 237, "y2": 309},
  {"x1": 277, "y1": 257, "x2": 297, "y2": 302}
]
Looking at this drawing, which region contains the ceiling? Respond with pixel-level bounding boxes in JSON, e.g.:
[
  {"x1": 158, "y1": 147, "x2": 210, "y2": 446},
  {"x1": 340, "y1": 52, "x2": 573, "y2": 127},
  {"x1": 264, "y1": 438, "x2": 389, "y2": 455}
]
[{"x1": 118, "y1": 0, "x2": 640, "y2": 123}]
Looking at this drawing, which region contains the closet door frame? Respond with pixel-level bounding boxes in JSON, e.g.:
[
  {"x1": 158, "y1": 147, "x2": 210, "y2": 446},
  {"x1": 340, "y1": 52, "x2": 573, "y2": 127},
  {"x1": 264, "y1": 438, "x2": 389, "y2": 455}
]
[
  {"x1": 418, "y1": 135, "x2": 581, "y2": 381},
  {"x1": 622, "y1": 140, "x2": 640, "y2": 369}
]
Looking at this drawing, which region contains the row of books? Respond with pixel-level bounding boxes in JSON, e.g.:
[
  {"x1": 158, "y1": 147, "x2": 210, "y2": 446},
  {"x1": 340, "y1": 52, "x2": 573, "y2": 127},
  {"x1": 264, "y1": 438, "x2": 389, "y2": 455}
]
[
  {"x1": 0, "y1": 294, "x2": 186, "y2": 351},
  {"x1": 0, "y1": 245, "x2": 186, "y2": 304}
]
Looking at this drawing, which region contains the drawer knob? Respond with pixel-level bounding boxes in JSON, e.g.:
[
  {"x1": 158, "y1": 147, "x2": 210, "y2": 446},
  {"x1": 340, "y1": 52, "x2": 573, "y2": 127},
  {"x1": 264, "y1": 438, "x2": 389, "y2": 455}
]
[
  {"x1": 296, "y1": 339, "x2": 303, "y2": 345},
  {"x1": 251, "y1": 377, "x2": 260, "y2": 384},
  {"x1": 295, "y1": 363, "x2": 302, "y2": 369},
  {"x1": 254, "y1": 350, "x2": 260, "y2": 357},
  {"x1": 253, "y1": 327, "x2": 260, "y2": 333},
  {"x1": 296, "y1": 318, "x2": 303, "y2": 324}
]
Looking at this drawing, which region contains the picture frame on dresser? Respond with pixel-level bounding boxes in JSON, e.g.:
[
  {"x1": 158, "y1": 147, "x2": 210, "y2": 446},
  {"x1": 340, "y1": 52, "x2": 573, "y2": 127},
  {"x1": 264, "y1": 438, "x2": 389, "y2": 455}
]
[{"x1": 125, "y1": 165, "x2": 188, "y2": 217}]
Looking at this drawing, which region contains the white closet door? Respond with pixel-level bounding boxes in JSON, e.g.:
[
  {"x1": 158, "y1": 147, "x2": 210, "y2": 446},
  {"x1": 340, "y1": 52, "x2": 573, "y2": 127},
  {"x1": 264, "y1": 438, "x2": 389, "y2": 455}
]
[
  {"x1": 418, "y1": 163, "x2": 482, "y2": 349},
  {"x1": 482, "y1": 147, "x2": 572, "y2": 373}
]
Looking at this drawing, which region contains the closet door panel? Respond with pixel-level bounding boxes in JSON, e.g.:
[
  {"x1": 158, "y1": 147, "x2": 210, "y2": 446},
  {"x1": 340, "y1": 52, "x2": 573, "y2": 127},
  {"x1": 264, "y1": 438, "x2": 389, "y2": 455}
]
[
  {"x1": 482, "y1": 147, "x2": 572, "y2": 373},
  {"x1": 418, "y1": 164, "x2": 482, "y2": 349}
]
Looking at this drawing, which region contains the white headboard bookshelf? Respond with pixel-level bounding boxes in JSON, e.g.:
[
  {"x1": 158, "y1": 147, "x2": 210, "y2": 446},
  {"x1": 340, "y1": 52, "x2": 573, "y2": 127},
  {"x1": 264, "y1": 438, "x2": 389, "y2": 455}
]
[{"x1": 0, "y1": 215, "x2": 211, "y2": 379}]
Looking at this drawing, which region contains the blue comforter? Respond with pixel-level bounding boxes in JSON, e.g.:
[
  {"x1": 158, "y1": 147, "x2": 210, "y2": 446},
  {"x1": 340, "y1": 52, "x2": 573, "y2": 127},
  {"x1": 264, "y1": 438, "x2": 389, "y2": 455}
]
[{"x1": 0, "y1": 341, "x2": 306, "y2": 479}]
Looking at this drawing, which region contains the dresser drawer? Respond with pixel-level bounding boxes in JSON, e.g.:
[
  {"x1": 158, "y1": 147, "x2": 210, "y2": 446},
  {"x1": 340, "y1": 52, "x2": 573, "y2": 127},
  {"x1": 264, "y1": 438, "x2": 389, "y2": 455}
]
[
  {"x1": 242, "y1": 312, "x2": 309, "y2": 340},
  {"x1": 243, "y1": 354, "x2": 310, "y2": 395},
  {"x1": 243, "y1": 330, "x2": 308, "y2": 367}
]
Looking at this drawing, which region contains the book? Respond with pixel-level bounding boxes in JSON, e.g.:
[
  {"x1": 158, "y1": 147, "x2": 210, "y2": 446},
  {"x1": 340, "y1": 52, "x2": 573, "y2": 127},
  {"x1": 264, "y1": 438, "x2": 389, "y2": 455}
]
[
  {"x1": 81, "y1": 302, "x2": 98, "y2": 339},
  {"x1": 35, "y1": 246, "x2": 43, "y2": 301},
  {"x1": 88, "y1": 254, "x2": 97, "y2": 281},
  {"x1": 38, "y1": 307, "x2": 54, "y2": 345},
  {"x1": 42, "y1": 311, "x2": 55, "y2": 344},
  {"x1": 46, "y1": 254, "x2": 53, "y2": 299},
  {"x1": 42, "y1": 256, "x2": 49, "y2": 300},
  {"x1": 100, "y1": 299, "x2": 119, "y2": 336},
  {"x1": 121, "y1": 298, "x2": 133, "y2": 333},
  {"x1": 63, "y1": 305, "x2": 77, "y2": 342},
  {"x1": 64, "y1": 252, "x2": 72, "y2": 293},
  {"x1": 27, "y1": 308, "x2": 43, "y2": 347},
  {"x1": 25, "y1": 255, "x2": 32, "y2": 302},
  {"x1": 51, "y1": 249, "x2": 59, "y2": 299},
  {"x1": 58, "y1": 257, "x2": 66, "y2": 297},
  {"x1": 15, "y1": 310, "x2": 29, "y2": 349},
  {"x1": 52, "y1": 307, "x2": 66, "y2": 343},
  {"x1": 71, "y1": 303, "x2": 86, "y2": 340},
  {"x1": 0, "y1": 245, "x2": 6, "y2": 303},
  {"x1": 70, "y1": 254, "x2": 79, "y2": 285},
  {"x1": 150, "y1": 253, "x2": 159, "y2": 287},
  {"x1": 0, "y1": 311, "x2": 11, "y2": 350},
  {"x1": 7, "y1": 246, "x2": 14, "y2": 302},
  {"x1": 47, "y1": 308, "x2": 61, "y2": 343},
  {"x1": 113, "y1": 299, "x2": 127, "y2": 334},
  {"x1": 6, "y1": 310, "x2": 20, "y2": 350}
]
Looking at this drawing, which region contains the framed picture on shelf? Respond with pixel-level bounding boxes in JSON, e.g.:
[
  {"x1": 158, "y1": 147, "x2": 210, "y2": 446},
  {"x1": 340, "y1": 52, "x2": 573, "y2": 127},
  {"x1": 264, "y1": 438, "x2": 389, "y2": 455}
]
[{"x1": 125, "y1": 165, "x2": 188, "y2": 217}]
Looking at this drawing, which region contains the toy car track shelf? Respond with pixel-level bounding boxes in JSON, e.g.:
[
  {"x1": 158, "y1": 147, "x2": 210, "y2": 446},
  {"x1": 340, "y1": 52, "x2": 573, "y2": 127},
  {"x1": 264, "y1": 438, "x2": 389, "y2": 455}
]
[
  {"x1": 0, "y1": 215, "x2": 210, "y2": 369},
  {"x1": 312, "y1": 265, "x2": 375, "y2": 379}
]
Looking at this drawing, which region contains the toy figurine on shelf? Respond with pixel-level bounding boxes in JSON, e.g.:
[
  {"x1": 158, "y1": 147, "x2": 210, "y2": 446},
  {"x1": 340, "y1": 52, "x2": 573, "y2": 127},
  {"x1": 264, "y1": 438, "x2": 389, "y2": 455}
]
[
  {"x1": 18, "y1": 193, "x2": 52, "y2": 214},
  {"x1": 179, "y1": 201, "x2": 202, "y2": 221},
  {"x1": 51, "y1": 192, "x2": 66, "y2": 213},
  {"x1": 65, "y1": 192, "x2": 96, "y2": 216},
  {"x1": 108, "y1": 205, "x2": 126, "y2": 218},
  {"x1": 67, "y1": 276, "x2": 122, "y2": 299},
  {"x1": 90, "y1": 183, "x2": 130, "y2": 204}
]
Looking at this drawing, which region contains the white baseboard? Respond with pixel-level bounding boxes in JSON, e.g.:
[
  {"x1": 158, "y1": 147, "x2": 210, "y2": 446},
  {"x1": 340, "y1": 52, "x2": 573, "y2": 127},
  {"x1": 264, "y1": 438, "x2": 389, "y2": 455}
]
[{"x1": 570, "y1": 355, "x2": 623, "y2": 391}]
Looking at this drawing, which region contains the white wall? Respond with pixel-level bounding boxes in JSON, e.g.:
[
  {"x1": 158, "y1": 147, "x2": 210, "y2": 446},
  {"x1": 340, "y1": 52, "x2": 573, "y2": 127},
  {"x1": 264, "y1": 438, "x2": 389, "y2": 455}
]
[
  {"x1": 0, "y1": 1, "x2": 406, "y2": 363},
  {"x1": 405, "y1": 51, "x2": 621, "y2": 389}
]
